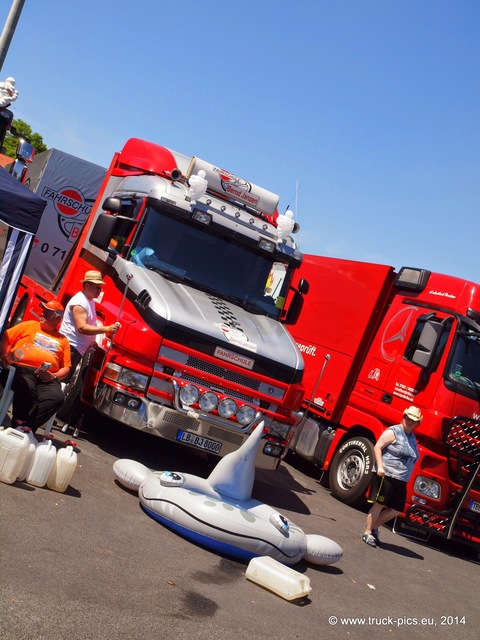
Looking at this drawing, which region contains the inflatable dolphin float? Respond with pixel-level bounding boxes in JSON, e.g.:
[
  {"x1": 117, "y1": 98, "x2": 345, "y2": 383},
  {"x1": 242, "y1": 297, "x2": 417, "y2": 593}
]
[{"x1": 113, "y1": 422, "x2": 343, "y2": 566}]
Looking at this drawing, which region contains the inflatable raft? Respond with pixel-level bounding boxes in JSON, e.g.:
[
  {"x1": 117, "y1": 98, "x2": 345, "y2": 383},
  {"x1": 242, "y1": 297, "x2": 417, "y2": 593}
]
[{"x1": 114, "y1": 422, "x2": 343, "y2": 566}]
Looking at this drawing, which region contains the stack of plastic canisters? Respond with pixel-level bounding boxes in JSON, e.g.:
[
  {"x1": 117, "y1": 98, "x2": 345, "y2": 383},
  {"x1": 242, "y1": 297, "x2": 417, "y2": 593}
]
[{"x1": 1, "y1": 428, "x2": 78, "y2": 492}]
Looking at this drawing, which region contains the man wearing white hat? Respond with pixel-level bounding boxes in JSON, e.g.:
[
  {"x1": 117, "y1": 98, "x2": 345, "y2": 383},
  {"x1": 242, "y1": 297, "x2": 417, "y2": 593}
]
[
  {"x1": 60, "y1": 270, "x2": 119, "y2": 371},
  {"x1": 362, "y1": 406, "x2": 422, "y2": 547},
  {"x1": 59, "y1": 270, "x2": 119, "y2": 435}
]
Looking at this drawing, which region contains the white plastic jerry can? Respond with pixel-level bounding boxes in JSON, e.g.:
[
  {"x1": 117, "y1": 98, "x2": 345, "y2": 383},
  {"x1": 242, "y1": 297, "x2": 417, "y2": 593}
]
[
  {"x1": 26, "y1": 437, "x2": 56, "y2": 487},
  {"x1": 0, "y1": 428, "x2": 30, "y2": 485},
  {"x1": 16, "y1": 427, "x2": 38, "y2": 482},
  {"x1": 47, "y1": 443, "x2": 78, "y2": 492},
  {"x1": 245, "y1": 556, "x2": 312, "y2": 601}
]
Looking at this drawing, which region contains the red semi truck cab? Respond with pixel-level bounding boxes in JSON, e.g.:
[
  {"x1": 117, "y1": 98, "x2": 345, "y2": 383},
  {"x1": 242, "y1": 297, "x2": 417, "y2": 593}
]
[
  {"x1": 286, "y1": 254, "x2": 480, "y2": 548},
  {"x1": 12, "y1": 139, "x2": 306, "y2": 469}
]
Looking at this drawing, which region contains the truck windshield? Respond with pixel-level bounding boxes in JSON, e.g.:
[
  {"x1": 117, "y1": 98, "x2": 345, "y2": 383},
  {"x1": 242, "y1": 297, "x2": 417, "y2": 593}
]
[
  {"x1": 128, "y1": 206, "x2": 290, "y2": 320},
  {"x1": 447, "y1": 325, "x2": 480, "y2": 396}
]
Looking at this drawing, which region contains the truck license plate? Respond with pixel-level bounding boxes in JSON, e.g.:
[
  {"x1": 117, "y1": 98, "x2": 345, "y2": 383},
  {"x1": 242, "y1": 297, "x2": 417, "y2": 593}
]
[
  {"x1": 469, "y1": 500, "x2": 480, "y2": 513},
  {"x1": 176, "y1": 430, "x2": 222, "y2": 454}
]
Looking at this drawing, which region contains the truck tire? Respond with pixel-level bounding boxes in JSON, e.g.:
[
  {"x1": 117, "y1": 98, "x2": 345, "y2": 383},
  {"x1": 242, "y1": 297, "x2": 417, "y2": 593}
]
[
  {"x1": 56, "y1": 352, "x2": 91, "y2": 421},
  {"x1": 329, "y1": 436, "x2": 374, "y2": 506},
  {"x1": 9, "y1": 297, "x2": 28, "y2": 326}
]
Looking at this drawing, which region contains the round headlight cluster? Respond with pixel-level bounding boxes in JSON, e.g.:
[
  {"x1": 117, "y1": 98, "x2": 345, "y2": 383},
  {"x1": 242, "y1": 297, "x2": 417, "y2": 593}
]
[
  {"x1": 199, "y1": 391, "x2": 218, "y2": 412},
  {"x1": 178, "y1": 384, "x2": 256, "y2": 426},
  {"x1": 179, "y1": 384, "x2": 200, "y2": 406},
  {"x1": 218, "y1": 398, "x2": 237, "y2": 418},
  {"x1": 236, "y1": 404, "x2": 256, "y2": 425}
]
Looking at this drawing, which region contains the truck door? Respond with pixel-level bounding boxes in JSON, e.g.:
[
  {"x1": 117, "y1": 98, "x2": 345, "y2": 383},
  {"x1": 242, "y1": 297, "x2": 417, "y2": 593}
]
[{"x1": 356, "y1": 302, "x2": 453, "y2": 423}]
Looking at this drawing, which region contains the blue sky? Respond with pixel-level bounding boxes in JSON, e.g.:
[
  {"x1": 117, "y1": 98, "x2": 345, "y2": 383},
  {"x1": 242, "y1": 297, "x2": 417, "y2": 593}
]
[{"x1": 2, "y1": 1, "x2": 479, "y2": 283}]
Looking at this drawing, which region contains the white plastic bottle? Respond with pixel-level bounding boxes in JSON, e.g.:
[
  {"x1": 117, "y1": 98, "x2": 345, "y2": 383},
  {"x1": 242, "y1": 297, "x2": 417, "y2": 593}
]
[
  {"x1": 47, "y1": 442, "x2": 78, "y2": 492},
  {"x1": 26, "y1": 436, "x2": 56, "y2": 487},
  {"x1": 16, "y1": 427, "x2": 38, "y2": 482},
  {"x1": 0, "y1": 427, "x2": 30, "y2": 484}
]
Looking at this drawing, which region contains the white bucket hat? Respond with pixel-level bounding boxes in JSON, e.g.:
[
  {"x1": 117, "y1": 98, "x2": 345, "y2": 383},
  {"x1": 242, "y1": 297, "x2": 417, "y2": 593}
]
[{"x1": 403, "y1": 406, "x2": 423, "y2": 422}]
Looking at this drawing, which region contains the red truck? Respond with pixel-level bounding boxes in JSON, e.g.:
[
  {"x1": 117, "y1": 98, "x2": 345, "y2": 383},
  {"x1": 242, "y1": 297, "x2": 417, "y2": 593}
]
[
  {"x1": 11, "y1": 138, "x2": 305, "y2": 469},
  {"x1": 285, "y1": 254, "x2": 480, "y2": 549}
]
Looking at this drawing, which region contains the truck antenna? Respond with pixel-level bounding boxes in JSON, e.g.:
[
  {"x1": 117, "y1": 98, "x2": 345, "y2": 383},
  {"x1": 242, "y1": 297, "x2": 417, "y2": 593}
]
[
  {"x1": 295, "y1": 178, "x2": 299, "y2": 218},
  {"x1": 283, "y1": 179, "x2": 299, "y2": 217}
]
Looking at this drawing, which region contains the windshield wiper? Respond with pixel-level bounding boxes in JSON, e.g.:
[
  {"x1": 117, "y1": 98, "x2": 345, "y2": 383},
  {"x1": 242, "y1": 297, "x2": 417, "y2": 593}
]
[
  {"x1": 150, "y1": 266, "x2": 186, "y2": 282},
  {"x1": 242, "y1": 300, "x2": 265, "y2": 314}
]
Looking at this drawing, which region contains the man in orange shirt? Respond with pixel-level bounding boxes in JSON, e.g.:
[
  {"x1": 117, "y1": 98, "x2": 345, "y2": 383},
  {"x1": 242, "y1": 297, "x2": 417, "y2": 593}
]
[{"x1": 0, "y1": 301, "x2": 71, "y2": 433}]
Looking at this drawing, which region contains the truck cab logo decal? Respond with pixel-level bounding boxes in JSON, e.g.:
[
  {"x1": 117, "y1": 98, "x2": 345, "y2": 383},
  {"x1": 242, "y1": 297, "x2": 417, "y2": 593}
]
[
  {"x1": 381, "y1": 307, "x2": 417, "y2": 362},
  {"x1": 214, "y1": 322, "x2": 257, "y2": 353},
  {"x1": 208, "y1": 293, "x2": 257, "y2": 352},
  {"x1": 428, "y1": 289, "x2": 456, "y2": 299},
  {"x1": 368, "y1": 368, "x2": 381, "y2": 381},
  {"x1": 214, "y1": 168, "x2": 260, "y2": 208}
]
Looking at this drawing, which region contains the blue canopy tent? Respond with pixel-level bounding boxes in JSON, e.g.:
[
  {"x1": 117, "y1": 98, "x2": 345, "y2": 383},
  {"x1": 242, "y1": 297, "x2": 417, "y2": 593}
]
[{"x1": 0, "y1": 166, "x2": 46, "y2": 336}]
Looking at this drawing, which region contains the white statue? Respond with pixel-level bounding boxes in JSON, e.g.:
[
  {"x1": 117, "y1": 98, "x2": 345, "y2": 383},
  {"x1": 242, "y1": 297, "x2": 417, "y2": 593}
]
[
  {"x1": 276, "y1": 209, "x2": 295, "y2": 243},
  {"x1": 188, "y1": 169, "x2": 208, "y2": 204},
  {"x1": 0, "y1": 77, "x2": 18, "y2": 108}
]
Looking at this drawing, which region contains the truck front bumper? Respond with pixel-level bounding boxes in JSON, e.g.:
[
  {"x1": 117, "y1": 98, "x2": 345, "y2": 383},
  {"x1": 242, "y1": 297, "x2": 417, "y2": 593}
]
[{"x1": 93, "y1": 382, "x2": 282, "y2": 469}]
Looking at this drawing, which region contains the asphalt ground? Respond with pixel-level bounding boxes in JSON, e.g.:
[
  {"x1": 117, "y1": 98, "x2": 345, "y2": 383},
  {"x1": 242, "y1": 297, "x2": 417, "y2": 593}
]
[{"x1": 1, "y1": 415, "x2": 479, "y2": 640}]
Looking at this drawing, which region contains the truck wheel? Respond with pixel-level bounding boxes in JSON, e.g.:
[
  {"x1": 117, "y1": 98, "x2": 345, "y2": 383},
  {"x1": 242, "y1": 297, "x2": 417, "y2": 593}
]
[
  {"x1": 56, "y1": 352, "x2": 91, "y2": 421},
  {"x1": 329, "y1": 436, "x2": 374, "y2": 506},
  {"x1": 9, "y1": 297, "x2": 28, "y2": 326}
]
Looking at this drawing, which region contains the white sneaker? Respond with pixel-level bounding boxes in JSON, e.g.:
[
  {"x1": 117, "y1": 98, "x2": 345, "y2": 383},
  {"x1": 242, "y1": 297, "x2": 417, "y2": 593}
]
[
  {"x1": 61, "y1": 423, "x2": 70, "y2": 434},
  {"x1": 362, "y1": 533, "x2": 377, "y2": 547},
  {"x1": 73, "y1": 427, "x2": 80, "y2": 438}
]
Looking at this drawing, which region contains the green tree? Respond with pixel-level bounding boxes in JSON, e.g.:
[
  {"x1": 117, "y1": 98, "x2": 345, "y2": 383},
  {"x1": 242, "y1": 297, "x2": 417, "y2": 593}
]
[{"x1": 3, "y1": 119, "x2": 47, "y2": 157}]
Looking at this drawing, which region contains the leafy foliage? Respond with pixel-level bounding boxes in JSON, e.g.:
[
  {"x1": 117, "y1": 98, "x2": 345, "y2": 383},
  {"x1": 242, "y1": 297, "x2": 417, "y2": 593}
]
[{"x1": 3, "y1": 119, "x2": 47, "y2": 157}]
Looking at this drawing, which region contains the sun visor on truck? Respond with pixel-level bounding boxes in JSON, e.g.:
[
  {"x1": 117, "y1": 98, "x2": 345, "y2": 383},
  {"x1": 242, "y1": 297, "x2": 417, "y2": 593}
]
[{"x1": 186, "y1": 156, "x2": 280, "y2": 217}]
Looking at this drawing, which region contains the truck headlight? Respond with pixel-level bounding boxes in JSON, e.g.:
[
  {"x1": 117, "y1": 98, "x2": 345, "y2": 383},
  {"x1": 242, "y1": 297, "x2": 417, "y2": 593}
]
[
  {"x1": 199, "y1": 391, "x2": 218, "y2": 412},
  {"x1": 268, "y1": 421, "x2": 291, "y2": 440},
  {"x1": 413, "y1": 476, "x2": 441, "y2": 500},
  {"x1": 218, "y1": 397, "x2": 237, "y2": 418},
  {"x1": 236, "y1": 404, "x2": 256, "y2": 425},
  {"x1": 104, "y1": 363, "x2": 148, "y2": 392},
  {"x1": 179, "y1": 384, "x2": 200, "y2": 406},
  {"x1": 263, "y1": 442, "x2": 284, "y2": 457},
  {"x1": 119, "y1": 370, "x2": 148, "y2": 391}
]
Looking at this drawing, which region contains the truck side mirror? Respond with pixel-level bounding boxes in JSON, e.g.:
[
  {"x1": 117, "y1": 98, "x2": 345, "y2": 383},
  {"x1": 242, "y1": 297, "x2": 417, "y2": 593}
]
[
  {"x1": 9, "y1": 159, "x2": 28, "y2": 183},
  {"x1": 297, "y1": 278, "x2": 309, "y2": 294},
  {"x1": 411, "y1": 320, "x2": 443, "y2": 368},
  {"x1": 90, "y1": 213, "x2": 137, "y2": 251},
  {"x1": 102, "y1": 196, "x2": 137, "y2": 217},
  {"x1": 16, "y1": 139, "x2": 35, "y2": 163},
  {"x1": 102, "y1": 197, "x2": 123, "y2": 213},
  {"x1": 283, "y1": 278, "x2": 310, "y2": 324}
]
